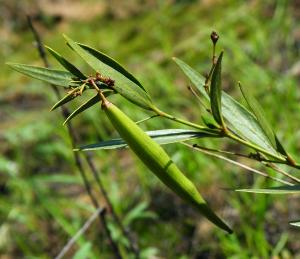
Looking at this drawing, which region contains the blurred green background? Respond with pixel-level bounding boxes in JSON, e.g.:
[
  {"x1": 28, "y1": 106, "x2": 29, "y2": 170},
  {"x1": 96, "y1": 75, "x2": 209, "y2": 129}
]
[{"x1": 1, "y1": 0, "x2": 300, "y2": 258}]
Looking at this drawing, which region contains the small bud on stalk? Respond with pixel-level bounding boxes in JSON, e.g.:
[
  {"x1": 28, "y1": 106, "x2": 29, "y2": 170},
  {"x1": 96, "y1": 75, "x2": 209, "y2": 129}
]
[
  {"x1": 210, "y1": 31, "x2": 219, "y2": 65},
  {"x1": 210, "y1": 31, "x2": 219, "y2": 44}
]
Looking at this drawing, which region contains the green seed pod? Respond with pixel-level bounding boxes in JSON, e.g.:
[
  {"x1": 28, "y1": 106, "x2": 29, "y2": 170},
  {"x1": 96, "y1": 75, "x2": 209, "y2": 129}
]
[{"x1": 100, "y1": 96, "x2": 232, "y2": 233}]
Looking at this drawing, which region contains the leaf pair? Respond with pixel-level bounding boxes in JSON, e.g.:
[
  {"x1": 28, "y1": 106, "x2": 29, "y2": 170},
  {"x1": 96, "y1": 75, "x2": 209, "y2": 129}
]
[
  {"x1": 174, "y1": 55, "x2": 287, "y2": 158},
  {"x1": 7, "y1": 35, "x2": 156, "y2": 123}
]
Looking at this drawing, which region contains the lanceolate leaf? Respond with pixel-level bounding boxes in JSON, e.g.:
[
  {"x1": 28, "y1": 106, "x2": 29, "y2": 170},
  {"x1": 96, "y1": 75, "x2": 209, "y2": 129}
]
[
  {"x1": 210, "y1": 52, "x2": 225, "y2": 127},
  {"x1": 239, "y1": 82, "x2": 276, "y2": 148},
  {"x1": 236, "y1": 185, "x2": 300, "y2": 194},
  {"x1": 75, "y1": 129, "x2": 218, "y2": 151},
  {"x1": 64, "y1": 35, "x2": 154, "y2": 110},
  {"x1": 222, "y1": 93, "x2": 278, "y2": 155},
  {"x1": 46, "y1": 46, "x2": 86, "y2": 79},
  {"x1": 7, "y1": 63, "x2": 77, "y2": 87},
  {"x1": 51, "y1": 91, "x2": 78, "y2": 111},
  {"x1": 78, "y1": 43, "x2": 145, "y2": 91},
  {"x1": 174, "y1": 58, "x2": 279, "y2": 156},
  {"x1": 63, "y1": 90, "x2": 114, "y2": 125}
]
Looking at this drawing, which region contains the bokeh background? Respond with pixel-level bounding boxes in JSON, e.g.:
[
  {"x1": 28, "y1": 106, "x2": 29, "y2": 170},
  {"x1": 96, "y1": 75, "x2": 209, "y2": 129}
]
[{"x1": 1, "y1": 0, "x2": 300, "y2": 258}]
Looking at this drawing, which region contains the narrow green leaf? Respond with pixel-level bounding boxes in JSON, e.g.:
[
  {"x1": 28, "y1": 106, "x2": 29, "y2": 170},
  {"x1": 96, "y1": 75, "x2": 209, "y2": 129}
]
[
  {"x1": 63, "y1": 35, "x2": 154, "y2": 110},
  {"x1": 75, "y1": 129, "x2": 218, "y2": 151},
  {"x1": 78, "y1": 43, "x2": 145, "y2": 91},
  {"x1": 210, "y1": 52, "x2": 224, "y2": 127},
  {"x1": 239, "y1": 82, "x2": 276, "y2": 148},
  {"x1": 51, "y1": 91, "x2": 78, "y2": 111},
  {"x1": 7, "y1": 62, "x2": 77, "y2": 87},
  {"x1": 174, "y1": 58, "x2": 279, "y2": 156},
  {"x1": 63, "y1": 90, "x2": 114, "y2": 125},
  {"x1": 46, "y1": 46, "x2": 86, "y2": 79},
  {"x1": 222, "y1": 93, "x2": 278, "y2": 155},
  {"x1": 236, "y1": 185, "x2": 300, "y2": 194},
  {"x1": 290, "y1": 221, "x2": 300, "y2": 227}
]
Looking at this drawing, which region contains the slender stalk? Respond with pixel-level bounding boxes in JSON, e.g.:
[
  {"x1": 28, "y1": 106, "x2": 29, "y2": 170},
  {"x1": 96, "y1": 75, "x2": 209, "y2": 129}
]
[
  {"x1": 182, "y1": 143, "x2": 293, "y2": 186},
  {"x1": 265, "y1": 163, "x2": 300, "y2": 184},
  {"x1": 193, "y1": 144, "x2": 300, "y2": 184},
  {"x1": 225, "y1": 132, "x2": 286, "y2": 163},
  {"x1": 187, "y1": 84, "x2": 210, "y2": 112},
  {"x1": 154, "y1": 106, "x2": 300, "y2": 171},
  {"x1": 152, "y1": 107, "x2": 208, "y2": 131},
  {"x1": 135, "y1": 114, "x2": 159, "y2": 125}
]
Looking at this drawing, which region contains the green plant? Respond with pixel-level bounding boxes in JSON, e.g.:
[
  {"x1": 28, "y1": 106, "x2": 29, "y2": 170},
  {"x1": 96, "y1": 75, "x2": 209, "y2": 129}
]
[{"x1": 7, "y1": 31, "x2": 300, "y2": 239}]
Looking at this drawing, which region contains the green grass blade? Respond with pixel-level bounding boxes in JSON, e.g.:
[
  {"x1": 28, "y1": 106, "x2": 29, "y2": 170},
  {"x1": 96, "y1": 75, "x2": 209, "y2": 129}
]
[
  {"x1": 6, "y1": 62, "x2": 76, "y2": 87},
  {"x1": 75, "y1": 129, "x2": 218, "y2": 151},
  {"x1": 236, "y1": 185, "x2": 300, "y2": 194},
  {"x1": 63, "y1": 90, "x2": 114, "y2": 125},
  {"x1": 239, "y1": 82, "x2": 276, "y2": 148},
  {"x1": 46, "y1": 46, "x2": 86, "y2": 79},
  {"x1": 63, "y1": 35, "x2": 154, "y2": 110},
  {"x1": 210, "y1": 52, "x2": 225, "y2": 127}
]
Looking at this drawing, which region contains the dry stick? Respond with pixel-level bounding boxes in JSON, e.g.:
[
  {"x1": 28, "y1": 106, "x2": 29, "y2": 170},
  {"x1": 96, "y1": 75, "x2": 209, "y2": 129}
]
[
  {"x1": 27, "y1": 16, "x2": 123, "y2": 259},
  {"x1": 182, "y1": 142, "x2": 293, "y2": 186},
  {"x1": 55, "y1": 208, "x2": 105, "y2": 259}
]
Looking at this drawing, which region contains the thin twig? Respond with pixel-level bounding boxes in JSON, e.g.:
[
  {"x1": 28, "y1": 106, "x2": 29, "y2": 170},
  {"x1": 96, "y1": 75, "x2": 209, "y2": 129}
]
[
  {"x1": 55, "y1": 207, "x2": 105, "y2": 259},
  {"x1": 182, "y1": 142, "x2": 293, "y2": 186},
  {"x1": 266, "y1": 163, "x2": 300, "y2": 184},
  {"x1": 187, "y1": 84, "x2": 210, "y2": 112},
  {"x1": 135, "y1": 115, "x2": 159, "y2": 125},
  {"x1": 192, "y1": 144, "x2": 250, "y2": 159},
  {"x1": 27, "y1": 16, "x2": 123, "y2": 259},
  {"x1": 193, "y1": 145, "x2": 300, "y2": 184}
]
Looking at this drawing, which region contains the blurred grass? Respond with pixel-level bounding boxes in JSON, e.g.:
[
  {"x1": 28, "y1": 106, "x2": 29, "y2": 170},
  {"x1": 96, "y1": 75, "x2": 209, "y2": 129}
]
[{"x1": 1, "y1": 0, "x2": 300, "y2": 258}]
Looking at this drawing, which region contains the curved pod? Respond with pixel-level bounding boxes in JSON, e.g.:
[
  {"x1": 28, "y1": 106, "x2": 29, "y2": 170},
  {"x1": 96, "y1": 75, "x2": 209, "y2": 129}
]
[{"x1": 101, "y1": 98, "x2": 232, "y2": 233}]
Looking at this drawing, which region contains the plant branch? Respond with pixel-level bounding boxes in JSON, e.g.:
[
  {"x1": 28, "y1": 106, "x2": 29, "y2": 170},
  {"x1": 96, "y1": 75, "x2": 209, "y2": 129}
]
[
  {"x1": 182, "y1": 142, "x2": 293, "y2": 186},
  {"x1": 154, "y1": 105, "x2": 300, "y2": 171},
  {"x1": 152, "y1": 107, "x2": 208, "y2": 131},
  {"x1": 27, "y1": 16, "x2": 141, "y2": 259},
  {"x1": 265, "y1": 163, "x2": 300, "y2": 184},
  {"x1": 193, "y1": 144, "x2": 300, "y2": 184}
]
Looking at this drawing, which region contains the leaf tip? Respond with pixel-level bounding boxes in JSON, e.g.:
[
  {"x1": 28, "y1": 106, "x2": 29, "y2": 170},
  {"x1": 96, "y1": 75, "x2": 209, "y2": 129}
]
[{"x1": 50, "y1": 105, "x2": 56, "y2": 112}]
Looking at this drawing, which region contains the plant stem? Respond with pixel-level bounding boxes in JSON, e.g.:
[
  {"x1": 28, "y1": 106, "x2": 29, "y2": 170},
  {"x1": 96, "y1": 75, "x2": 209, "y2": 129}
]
[
  {"x1": 226, "y1": 132, "x2": 285, "y2": 162},
  {"x1": 154, "y1": 107, "x2": 300, "y2": 171},
  {"x1": 183, "y1": 143, "x2": 293, "y2": 186},
  {"x1": 152, "y1": 107, "x2": 207, "y2": 131},
  {"x1": 27, "y1": 16, "x2": 140, "y2": 259}
]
